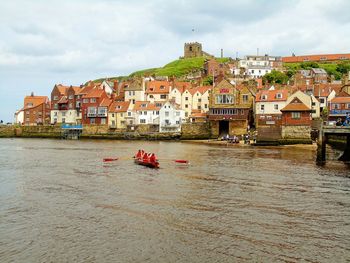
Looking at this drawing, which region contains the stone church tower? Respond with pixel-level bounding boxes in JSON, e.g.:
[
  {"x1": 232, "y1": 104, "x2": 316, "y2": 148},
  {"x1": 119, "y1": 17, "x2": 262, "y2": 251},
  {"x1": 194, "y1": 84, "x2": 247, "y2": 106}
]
[{"x1": 184, "y1": 42, "x2": 203, "y2": 58}]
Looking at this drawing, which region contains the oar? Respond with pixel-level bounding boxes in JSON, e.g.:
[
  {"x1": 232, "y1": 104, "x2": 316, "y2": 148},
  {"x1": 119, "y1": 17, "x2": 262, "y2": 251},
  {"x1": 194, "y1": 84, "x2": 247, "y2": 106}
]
[
  {"x1": 173, "y1": 159, "x2": 189, "y2": 164},
  {"x1": 103, "y1": 158, "x2": 119, "y2": 162}
]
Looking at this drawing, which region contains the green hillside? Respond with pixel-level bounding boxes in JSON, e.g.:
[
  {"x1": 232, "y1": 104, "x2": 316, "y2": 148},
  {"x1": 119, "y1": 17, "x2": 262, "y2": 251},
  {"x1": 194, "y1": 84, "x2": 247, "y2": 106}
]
[
  {"x1": 283, "y1": 61, "x2": 350, "y2": 80},
  {"x1": 130, "y1": 57, "x2": 230, "y2": 78}
]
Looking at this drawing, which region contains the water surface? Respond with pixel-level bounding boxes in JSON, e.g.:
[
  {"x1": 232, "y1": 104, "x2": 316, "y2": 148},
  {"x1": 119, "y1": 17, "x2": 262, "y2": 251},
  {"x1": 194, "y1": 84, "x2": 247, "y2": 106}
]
[{"x1": 0, "y1": 139, "x2": 349, "y2": 262}]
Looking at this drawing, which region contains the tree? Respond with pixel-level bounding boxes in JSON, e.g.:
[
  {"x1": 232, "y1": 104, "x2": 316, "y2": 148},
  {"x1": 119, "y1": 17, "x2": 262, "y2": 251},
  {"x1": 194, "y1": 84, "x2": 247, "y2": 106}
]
[
  {"x1": 321, "y1": 107, "x2": 329, "y2": 120},
  {"x1": 203, "y1": 76, "x2": 213, "y2": 86},
  {"x1": 336, "y1": 62, "x2": 350, "y2": 74},
  {"x1": 300, "y1": 62, "x2": 319, "y2": 69},
  {"x1": 262, "y1": 70, "x2": 289, "y2": 85}
]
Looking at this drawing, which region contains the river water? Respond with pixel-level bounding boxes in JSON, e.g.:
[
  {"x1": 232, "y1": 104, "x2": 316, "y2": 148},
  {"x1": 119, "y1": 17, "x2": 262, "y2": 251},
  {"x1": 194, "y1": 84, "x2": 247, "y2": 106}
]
[{"x1": 0, "y1": 138, "x2": 349, "y2": 262}]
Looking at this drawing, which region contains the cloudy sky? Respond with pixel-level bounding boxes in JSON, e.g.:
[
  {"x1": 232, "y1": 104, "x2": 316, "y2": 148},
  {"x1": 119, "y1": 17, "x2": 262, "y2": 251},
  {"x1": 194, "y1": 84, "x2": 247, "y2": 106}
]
[{"x1": 1, "y1": 0, "x2": 350, "y2": 122}]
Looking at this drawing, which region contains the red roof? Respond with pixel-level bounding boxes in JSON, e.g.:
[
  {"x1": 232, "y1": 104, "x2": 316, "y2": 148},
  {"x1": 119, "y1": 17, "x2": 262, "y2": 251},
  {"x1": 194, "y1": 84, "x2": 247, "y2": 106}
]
[
  {"x1": 24, "y1": 95, "x2": 49, "y2": 109},
  {"x1": 133, "y1": 101, "x2": 164, "y2": 111},
  {"x1": 283, "y1": 53, "x2": 350, "y2": 63},
  {"x1": 99, "y1": 98, "x2": 112, "y2": 107},
  {"x1": 281, "y1": 98, "x2": 311, "y2": 111},
  {"x1": 145, "y1": 81, "x2": 171, "y2": 94},
  {"x1": 330, "y1": 96, "x2": 350, "y2": 103},
  {"x1": 83, "y1": 88, "x2": 105, "y2": 98},
  {"x1": 256, "y1": 89, "x2": 288, "y2": 102},
  {"x1": 109, "y1": 101, "x2": 130, "y2": 113}
]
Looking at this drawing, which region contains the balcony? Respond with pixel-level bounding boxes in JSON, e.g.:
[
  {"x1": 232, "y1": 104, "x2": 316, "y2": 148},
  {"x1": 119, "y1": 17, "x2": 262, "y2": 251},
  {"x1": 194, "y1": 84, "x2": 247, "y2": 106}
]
[
  {"x1": 329, "y1": 109, "x2": 350, "y2": 116},
  {"x1": 87, "y1": 113, "x2": 96, "y2": 117},
  {"x1": 97, "y1": 112, "x2": 107, "y2": 117}
]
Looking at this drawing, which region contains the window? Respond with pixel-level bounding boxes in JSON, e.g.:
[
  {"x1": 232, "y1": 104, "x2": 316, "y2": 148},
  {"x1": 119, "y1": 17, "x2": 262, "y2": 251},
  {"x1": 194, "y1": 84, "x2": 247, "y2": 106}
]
[
  {"x1": 185, "y1": 112, "x2": 188, "y2": 117},
  {"x1": 69, "y1": 103, "x2": 73, "y2": 109},
  {"x1": 54, "y1": 104, "x2": 58, "y2": 109},
  {"x1": 26, "y1": 111, "x2": 29, "y2": 115},
  {"x1": 347, "y1": 104, "x2": 350, "y2": 109},
  {"x1": 242, "y1": 94, "x2": 249, "y2": 103},
  {"x1": 160, "y1": 85, "x2": 165, "y2": 90},
  {"x1": 185, "y1": 104, "x2": 188, "y2": 108},
  {"x1": 140, "y1": 119, "x2": 146, "y2": 124},
  {"x1": 160, "y1": 94, "x2": 167, "y2": 99},
  {"x1": 141, "y1": 103, "x2": 147, "y2": 108},
  {"x1": 176, "y1": 112, "x2": 180, "y2": 116},
  {"x1": 62, "y1": 118, "x2": 65, "y2": 123},
  {"x1": 62, "y1": 112, "x2": 66, "y2": 117},
  {"x1": 156, "y1": 111, "x2": 159, "y2": 115},
  {"x1": 311, "y1": 102, "x2": 316, "y2": 106},
  {"x1": 90, "y1": 98, "x2": 96, "y2": 103},
  {"x1": 176, "y1": 121, "x2": 180, "y2": 124},
  {"x1": 129, "y1": 91, "x2": 132, "y2": 96},
  {"x1": 261, "y1": 95, "x2": 267, "y2": 100},
  {"x1": 90, "y1": 118, "x2": 95, "y2": 124},
  {"x1": 120, "y1": 113, "x2": 123, "y2": 117},
  {"x1": 333, "y1": 104, "x2": 339, "y2": 109},
  {"x1": 274, "y1": 104, "x2": 278, "y2": 110},
  {"x1": 121, "y1": 121, "x2": 125, "y2": 125},
  {"x1": 292, "y1": 112, "x2": 301, "y2": 119},
  {"x1": 198, "y1": 98, "x2": 201, "y2": 102},
  {"x1": 197, "y1": 106, "x2": 201, "y2": 110},
  {"x1": 101, "y1": 118, "x2": 106, "y2": 125},
  {"x1": 98, "y1": 107, "x2": 107, "y2": 115},
  {"x1": 83, "y1": 99, "x2": 89, "y2": 103},
  {"x1": 276, "y1": 93, "x2": 282, "y2": 99},
  {"x1": 128, "y1": 112, "x2": 132, "y2": 116},
  {"x1": 240, "y1": 109, "x2": 244, "y2": 115},
  {"x1": 165, "y1": 111, "x2": 169, "y2": 117},
  {"x1": 54, "y1": 112, "x2": 57, "y2": 116},
  {"x1": 27, "y1": 103, "x2": 33, "y2": 107},
  {"x1": 144, "y1": 111, "x2": 147, "y2": 115},
  {"x1": 53, "y1": 96, "x2": 58, "y2": 100},
  {"x1": 215, "y1": 94, "x2": 233, "y2": 104},
  {"x1": 88, "y1": 107, "x2": 97, "y2": 115},
  {"x1": 156, "y1": 103, "x2": 162, "y2": 107},
  {"x1": 132, "y1": 99, "x2": 135, "y2": 104},
  {"x1": 260, "y1": 105, "x2": 265, "y2": 111},
  {"x1": 149, "y1": 95, "x2": 154, "y2": 98},
  {"x1": 133, "y1": 91, "x2": 135, "y2": 96},
  {"x1": 69, "y1": 95, "x2": 74, "y2": 99},
  {"x1": 204, "y1": 104, "x2": 208, "y2": 108},
  {"x1": 185, "y1": 97, "x2": 189, "y2": 101},
  {"x1": 112, "y1": 113, "x2": 115, "y2": 117},
  {"x1": 320, "y1": 98, "x2": 325, "y2": 104}
]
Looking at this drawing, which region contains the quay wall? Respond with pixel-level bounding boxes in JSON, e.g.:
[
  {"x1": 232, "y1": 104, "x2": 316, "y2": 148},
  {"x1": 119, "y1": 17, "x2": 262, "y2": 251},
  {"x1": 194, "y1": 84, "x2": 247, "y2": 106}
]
[{"x1": 0, "y1": 123, "x2": 211, "y2": 140}]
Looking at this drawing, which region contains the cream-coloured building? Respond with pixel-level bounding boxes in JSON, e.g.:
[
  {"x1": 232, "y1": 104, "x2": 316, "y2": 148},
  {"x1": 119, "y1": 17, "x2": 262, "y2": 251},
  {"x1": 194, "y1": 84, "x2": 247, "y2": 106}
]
[
  {"x1": 108, "y1": 101, "x2": 132, "y2": 129},
  {"x1": 287, "y1": 90, "x2": 320, "y2": 119}
]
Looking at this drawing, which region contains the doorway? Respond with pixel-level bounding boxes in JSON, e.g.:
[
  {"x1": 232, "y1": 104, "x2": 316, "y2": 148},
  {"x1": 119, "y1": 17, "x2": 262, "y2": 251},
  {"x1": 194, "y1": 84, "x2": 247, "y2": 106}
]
[{"x1": 219, "y1": 120, "x2": 229, "y2": 137}]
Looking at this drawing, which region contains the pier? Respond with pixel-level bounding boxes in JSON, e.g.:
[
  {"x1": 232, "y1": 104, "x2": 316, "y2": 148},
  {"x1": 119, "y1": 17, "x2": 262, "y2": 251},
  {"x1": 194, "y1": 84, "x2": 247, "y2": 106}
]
[
  {"x1": 61, "y1": 124, "x2": 83, "y2": 139},
  {"x1": 317, "y1": 124, "x2": 350, "y2": 162}
]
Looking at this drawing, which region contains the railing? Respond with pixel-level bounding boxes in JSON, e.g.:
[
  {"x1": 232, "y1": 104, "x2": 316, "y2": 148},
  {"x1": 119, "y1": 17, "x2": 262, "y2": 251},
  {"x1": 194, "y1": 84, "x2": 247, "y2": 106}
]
[
  {"x1": 329, "y1": 109, "x2": 350, "y2": 115},
  {"x1": 61, "y1": 124, "x2": 83, "y2": 129},
  {"x1": 87, "y1": 113, "x2": 97, "y2": 117},
  {"x1": 97, "y1": 112, "x2": 107, "y2": 117}
]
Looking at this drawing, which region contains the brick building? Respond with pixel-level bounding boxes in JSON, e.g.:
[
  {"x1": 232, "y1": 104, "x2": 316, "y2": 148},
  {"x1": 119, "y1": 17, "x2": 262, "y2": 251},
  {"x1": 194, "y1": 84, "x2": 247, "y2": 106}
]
[{"x1": 22, "y1": 93, "x2": 50, "y2": 125}]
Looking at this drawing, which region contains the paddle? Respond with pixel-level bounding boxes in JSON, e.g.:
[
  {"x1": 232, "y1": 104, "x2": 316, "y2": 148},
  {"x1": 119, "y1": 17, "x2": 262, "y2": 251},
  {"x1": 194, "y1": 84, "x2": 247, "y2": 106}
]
[{"x1": 103, "y1": 158, "x2": 119, "y2": 162}]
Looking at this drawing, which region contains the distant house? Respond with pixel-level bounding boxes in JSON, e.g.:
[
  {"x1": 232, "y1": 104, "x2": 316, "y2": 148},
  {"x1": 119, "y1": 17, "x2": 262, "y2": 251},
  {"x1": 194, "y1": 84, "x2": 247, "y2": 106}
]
[
  {"x1": 283, "y1": 53, "x2": 350, "y2": 63},
  {"x1": 133, "y1": 101, "x2": 164, "y2": 125},
  {"x1": 255, "y1": 87, "x2": 288, "y2": 141},
  {"x1": 145, "y1": 80, "x2": 171, "y2": 102},
  {"x1": 124, "y1": 79, "x2": 145, "y2": 105},
  {"x1": 21, "y1": 93, "x2": 50, "y2": 125},
  {"x1": 208, "y1": 79, "x2": 254, "y2": 137},
  {"x1": 159, "y1": 101, "x2": 185, "y2": 132},
  {"x1": 238, "y1": 55, "x2": 282, "y2": 79},
  {"x1": 281, "y1": 97, "x2": 312, "y2": 140},
  {"x1": 81, "y1": 88, "x2": 111, "y2": 125},
  {"x1": 108, "y1": 101, "x2": 131, "y2": 129},
  {"x1": 328, "y1": 96, "x2": 350, "y2": 121}
]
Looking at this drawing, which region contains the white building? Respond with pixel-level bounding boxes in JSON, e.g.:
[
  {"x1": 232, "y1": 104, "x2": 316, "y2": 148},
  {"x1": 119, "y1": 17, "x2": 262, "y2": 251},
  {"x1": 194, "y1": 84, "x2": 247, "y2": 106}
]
[
  {"x1": 159, "y1": 101, "x2": 185, "y2": 132},
  {"x1": 238, "y1": 55, "x2": 282, "y2": 78},
  {"x1": 14, "y1": 109, "x2": 24, "y2": 124},
  {"x1": 133, "y1": 101, "x2": 164, "y2": 125},
  {"x1": 255, "y1": 87, "x2": 288, "y2": 115}
]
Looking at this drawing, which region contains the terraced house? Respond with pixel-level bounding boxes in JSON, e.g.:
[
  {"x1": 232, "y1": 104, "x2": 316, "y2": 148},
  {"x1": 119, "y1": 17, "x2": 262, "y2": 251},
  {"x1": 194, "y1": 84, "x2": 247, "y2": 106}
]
[
  {"x1": 20, "y1": 93, "x2": 50, "y2": 125},
  {"x1": 208, "y1": 79, "x2": 254, "y2": 137}
]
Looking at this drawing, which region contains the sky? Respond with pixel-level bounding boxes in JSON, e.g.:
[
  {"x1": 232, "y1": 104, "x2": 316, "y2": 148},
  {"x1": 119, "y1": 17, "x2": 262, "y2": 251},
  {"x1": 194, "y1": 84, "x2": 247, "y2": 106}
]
[{"x1": 1, "y1": 0, "x2": 350, "y2": 122}]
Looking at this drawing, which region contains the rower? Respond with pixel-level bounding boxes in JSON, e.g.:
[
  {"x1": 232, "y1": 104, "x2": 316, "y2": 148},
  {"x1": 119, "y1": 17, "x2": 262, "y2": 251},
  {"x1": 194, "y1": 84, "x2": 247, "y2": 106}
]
[
  {"x1": 135, "y1": 149, "x2": 143, "y2": 159},
  {"x1": 149, "y1": 153, "x2": 157, "y2": 163},
  {"x1": 143, "y1": 152, "x2": 150, "y2": 162}
]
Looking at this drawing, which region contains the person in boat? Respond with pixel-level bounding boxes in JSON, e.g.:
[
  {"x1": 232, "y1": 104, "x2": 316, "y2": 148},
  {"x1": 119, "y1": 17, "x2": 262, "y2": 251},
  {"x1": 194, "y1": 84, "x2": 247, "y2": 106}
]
[
  {"x1": 149, "y1": 153, "x2": 158, "y2": 163},
  {"x1": 143, "y1": 152, "x2": 150, "y2": 162},
  {"x1": 135, "y1": 149, "x2": 143, "y2": 159}
]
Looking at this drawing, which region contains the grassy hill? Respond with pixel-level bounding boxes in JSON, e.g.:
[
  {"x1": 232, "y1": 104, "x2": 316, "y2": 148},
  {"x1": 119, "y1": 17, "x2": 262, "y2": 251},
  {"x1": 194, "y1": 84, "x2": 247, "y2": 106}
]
[{"x1": 93, "y1": 57, "x2": 230, "y2": 83}]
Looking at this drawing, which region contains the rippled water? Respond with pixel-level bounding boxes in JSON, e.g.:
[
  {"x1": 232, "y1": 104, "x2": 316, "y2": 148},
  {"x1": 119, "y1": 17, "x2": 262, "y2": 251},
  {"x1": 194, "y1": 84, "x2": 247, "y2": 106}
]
[{"x1": 0, "y1": 138, "x2": 349, "y2": 262}]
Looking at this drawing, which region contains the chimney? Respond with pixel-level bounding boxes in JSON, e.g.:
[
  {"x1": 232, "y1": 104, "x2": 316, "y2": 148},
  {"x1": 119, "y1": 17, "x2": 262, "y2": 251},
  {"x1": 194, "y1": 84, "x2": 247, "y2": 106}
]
[
  {"x1": 221, "y1": 48, "x2": 223, "y2": 58},
  {"x1": 31, "y1": 92, "x2": 34, "y2": 97},
  {"x1": 113, "y1": 80, "x2": 118, "y2": 93}
]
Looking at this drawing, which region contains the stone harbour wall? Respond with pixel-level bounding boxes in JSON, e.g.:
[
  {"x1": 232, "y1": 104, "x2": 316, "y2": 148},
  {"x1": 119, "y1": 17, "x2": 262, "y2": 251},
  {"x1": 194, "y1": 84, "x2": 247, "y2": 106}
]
[{"x1": 281, "y1": 125, "x2": 311, "y2": 139}]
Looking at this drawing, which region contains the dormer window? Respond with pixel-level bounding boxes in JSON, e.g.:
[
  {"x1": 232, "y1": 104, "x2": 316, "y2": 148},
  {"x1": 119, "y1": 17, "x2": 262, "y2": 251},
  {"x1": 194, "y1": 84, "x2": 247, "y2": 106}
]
[
  {"x1": 27, "y1": 103, "x2": 33, "y2": 107},
  {"x1": 150, "y1": 88, "x2": 154, "y2": 91},
  {"x1": 262, "y1": 95, "x2": 267, "y2": 100},
  {"x1": 276, "y1": 93, "x2": 282, "y2": 99},
  {"x1": 160, "y1": 85, "x2": 165, "y2": 90},
  {"x1": 141, "y1": 103, "x2": 147, "y2": 108},
  {"x1": 156, "y1": 103, "x2": 162, "y2": 107},
  {"x1": 116, "y1": 106, "x2": 121, "y2": 110}
]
